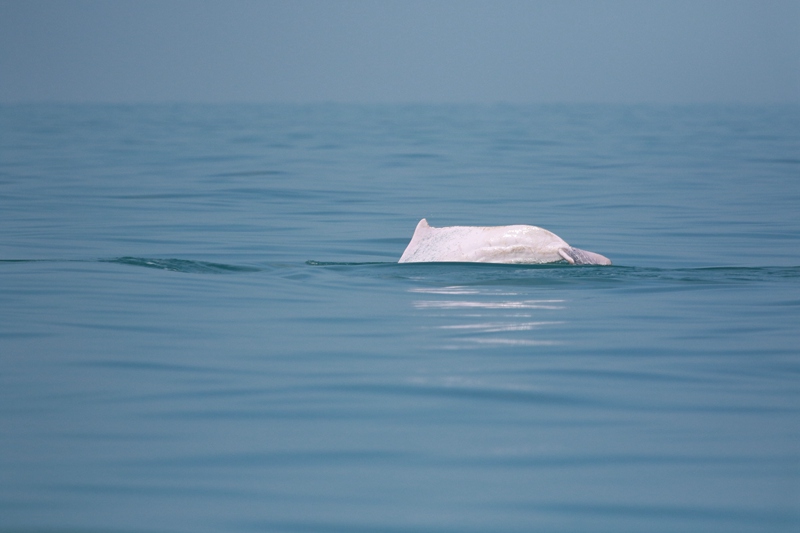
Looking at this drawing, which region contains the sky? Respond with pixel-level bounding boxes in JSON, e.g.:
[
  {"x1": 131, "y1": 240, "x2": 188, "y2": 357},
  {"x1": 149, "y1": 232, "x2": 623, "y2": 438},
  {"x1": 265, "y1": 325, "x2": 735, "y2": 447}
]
[{"x1": 1, "y1": 0, "x2": 798, "y2": 104}]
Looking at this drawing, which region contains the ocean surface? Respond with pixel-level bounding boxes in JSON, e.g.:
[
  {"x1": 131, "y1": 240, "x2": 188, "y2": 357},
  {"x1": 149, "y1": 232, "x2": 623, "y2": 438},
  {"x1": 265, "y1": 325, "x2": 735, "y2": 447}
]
[{"x1": 1, "y1": 103, "x2": 799, "y2": 533}]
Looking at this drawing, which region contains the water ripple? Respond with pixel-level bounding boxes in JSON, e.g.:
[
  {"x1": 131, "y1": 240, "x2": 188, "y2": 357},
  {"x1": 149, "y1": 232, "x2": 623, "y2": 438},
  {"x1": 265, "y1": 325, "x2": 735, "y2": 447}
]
[{"x1": 103, "y1": 256, "x2": 262, "y2": 274}]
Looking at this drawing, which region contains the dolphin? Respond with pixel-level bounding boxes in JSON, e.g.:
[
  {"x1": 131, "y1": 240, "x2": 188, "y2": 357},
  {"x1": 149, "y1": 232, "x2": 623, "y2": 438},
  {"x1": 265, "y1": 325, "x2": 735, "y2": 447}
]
[{"x1": 398, "y1": 219, "x2": 611, "y2": 265}]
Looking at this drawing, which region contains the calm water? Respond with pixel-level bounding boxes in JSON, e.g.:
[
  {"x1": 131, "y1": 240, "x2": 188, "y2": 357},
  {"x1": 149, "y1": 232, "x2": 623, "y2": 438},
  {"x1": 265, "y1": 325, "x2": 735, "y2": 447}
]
[{"x1": 1, "y1": 104, "x2": 799, "y2": 532}]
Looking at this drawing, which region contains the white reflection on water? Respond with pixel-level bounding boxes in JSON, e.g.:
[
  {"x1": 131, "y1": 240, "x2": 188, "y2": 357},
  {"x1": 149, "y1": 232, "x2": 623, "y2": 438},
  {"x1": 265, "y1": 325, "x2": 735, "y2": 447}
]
[
  {"x1": 465, "y1": 338, "x2": 560, "y2": 346},
  {"x1": 439, "y1": 321, "x2": 561, "y2": 332},
  {"x1": 412, "y1": 300, "x2": 564, "y2": 310},
  {"x1": 410, "y1": 286, "x2": 566, "y2": 349}
]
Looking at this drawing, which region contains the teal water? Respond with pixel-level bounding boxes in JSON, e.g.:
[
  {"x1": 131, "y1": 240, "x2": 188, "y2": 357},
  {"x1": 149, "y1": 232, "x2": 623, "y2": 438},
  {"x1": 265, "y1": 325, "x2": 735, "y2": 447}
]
[{"x1": 1, "y1": 104, "x2": 799, "y2": 532}]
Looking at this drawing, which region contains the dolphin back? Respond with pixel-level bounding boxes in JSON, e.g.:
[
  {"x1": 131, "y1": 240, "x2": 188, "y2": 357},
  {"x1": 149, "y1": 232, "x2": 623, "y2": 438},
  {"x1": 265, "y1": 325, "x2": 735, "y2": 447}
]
[{"x1": 399, "y1": 219, "x2": 612, "y2": 265}]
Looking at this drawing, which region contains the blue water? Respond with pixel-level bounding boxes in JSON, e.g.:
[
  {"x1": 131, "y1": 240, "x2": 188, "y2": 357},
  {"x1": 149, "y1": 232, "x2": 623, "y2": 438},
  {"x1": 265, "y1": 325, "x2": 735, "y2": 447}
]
[{"x1": 1, "y1": 104, "x2": 799, "y2": 532}]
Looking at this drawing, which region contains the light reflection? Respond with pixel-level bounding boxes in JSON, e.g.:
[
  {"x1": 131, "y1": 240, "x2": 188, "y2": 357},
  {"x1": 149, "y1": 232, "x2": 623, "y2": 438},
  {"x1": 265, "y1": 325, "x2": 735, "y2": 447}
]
[
  {"x1": 413, "y1": 300, "x2": 564, "y2": 310},
  {"x1": 465, "y1": 338, "x2": 560, "y2": 346},
  {"x1": 439, "y1": 321, "x2": 561, "y2": 333},
  {"x1": 409, "y1": 286, "x2": 519, "y2": 296},
  {"x1": 408, "y1": 287, "x2": 481, "y2": 295},
  {"x1": 411, "y1": 286, "x2": 566, "y2": 349}
]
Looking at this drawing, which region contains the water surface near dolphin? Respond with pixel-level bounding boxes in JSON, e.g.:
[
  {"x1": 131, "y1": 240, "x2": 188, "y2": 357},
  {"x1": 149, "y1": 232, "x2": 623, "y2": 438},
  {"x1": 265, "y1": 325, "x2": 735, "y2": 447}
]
[{"x1": 1, "y1": 103, "x2": 799, "y2": 533}]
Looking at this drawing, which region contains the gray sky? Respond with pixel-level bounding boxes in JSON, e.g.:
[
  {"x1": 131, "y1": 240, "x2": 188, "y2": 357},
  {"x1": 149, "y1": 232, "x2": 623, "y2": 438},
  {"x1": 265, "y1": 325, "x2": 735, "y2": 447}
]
[{"x1": 1, "y1": 0, "x2": 798, "y2": 103}]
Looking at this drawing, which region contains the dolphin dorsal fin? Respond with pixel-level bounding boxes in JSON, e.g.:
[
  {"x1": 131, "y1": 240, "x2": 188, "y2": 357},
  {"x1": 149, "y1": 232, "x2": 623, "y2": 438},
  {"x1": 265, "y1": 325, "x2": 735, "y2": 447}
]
[
  {"x1": 399, "y1": 219, "x2": 433, "y2": 263},
  {"x1": 410, "y1": 218, "x2": 432, "y2": 240}
]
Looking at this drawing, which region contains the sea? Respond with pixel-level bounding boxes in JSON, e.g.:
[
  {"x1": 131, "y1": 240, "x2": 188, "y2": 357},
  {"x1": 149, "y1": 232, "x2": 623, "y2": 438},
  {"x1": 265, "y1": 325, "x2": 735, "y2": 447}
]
[{"x1": 1, "y1": 103, "x2": 799, "y2": 533}]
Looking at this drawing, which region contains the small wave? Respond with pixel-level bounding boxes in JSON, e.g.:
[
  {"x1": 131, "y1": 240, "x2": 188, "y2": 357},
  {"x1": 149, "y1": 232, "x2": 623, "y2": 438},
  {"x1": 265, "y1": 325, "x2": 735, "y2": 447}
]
[
  {"x1": 306, "y1": 260, "x2": 390, "y2": 266},
  {"x1": 616, "y1": 265, "x2": 800, "y2": 284},
  {"x1": 104, "y1": 257, "x2": 262, "y2": 274},
  {"x1": 307, "y1": 261, "x2": 800, "y2": 286}
]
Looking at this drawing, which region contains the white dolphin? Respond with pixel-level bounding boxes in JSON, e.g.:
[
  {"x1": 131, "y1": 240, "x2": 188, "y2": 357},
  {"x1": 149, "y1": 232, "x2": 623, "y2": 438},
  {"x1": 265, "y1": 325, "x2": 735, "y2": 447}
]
[{"x1": 398, "y1": 219, "x2": 611, "y2": 265}]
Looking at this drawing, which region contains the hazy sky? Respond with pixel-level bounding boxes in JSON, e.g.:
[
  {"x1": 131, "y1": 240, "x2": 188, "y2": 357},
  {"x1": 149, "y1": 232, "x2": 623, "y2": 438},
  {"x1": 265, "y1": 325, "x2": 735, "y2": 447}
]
[{"x1": 1, "y1": 0, "x2": 798, "y2": 103}]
